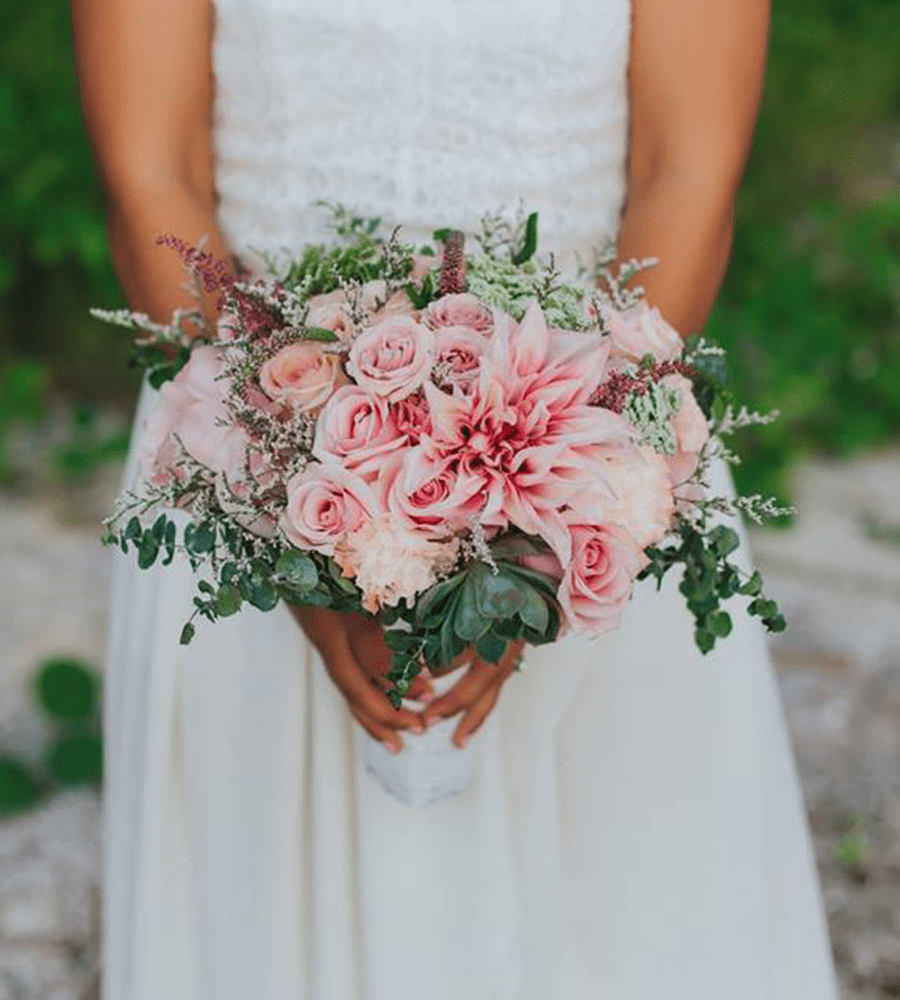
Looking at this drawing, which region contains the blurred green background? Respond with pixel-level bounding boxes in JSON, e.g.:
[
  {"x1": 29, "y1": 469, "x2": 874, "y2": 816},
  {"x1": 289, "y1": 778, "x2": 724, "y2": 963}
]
[{"x1": 1, "y1": 0, "x2": 898, "y2": 500}]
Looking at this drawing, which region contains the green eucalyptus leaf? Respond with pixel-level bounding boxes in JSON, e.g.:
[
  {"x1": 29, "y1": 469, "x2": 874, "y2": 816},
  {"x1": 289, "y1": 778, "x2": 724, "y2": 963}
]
[
  {"x1": 275, "y1": 550, "x2": 319, "y2": 592},
  {"x1": 162, "y1": 520, "x2": 177, "y2": 566},
  {"x1": 748, "y1": 598, "x2": 778, "y2": 619},
  {"x1": 710, "y1": 525, "x2": 741, "y2": 558},
  {"x1": 137, "y1": 531, "x2": 160, "y2": 569},
  {"x1": 248, "y1": 578, "x2": 279, "y2": 612},
  {"x1": 294, "y1": 586, "x2": 333, "y2": 608},
  {"x1": 695, "y1": 628, "x2": 716, "y2": 655},
  {"x1": 740, "y1": 571, "x2": 763, "y2": 597},
  {"x1": 185, "y1": 521, "x2": 216, "y2": 554},
  {"x1": 763, "y1": 613, "x2": 787, "y2": 633},
  {"x1": 180, "y1": 623, "x2": 196, "y2": 645},
  {"x1": 709, "y1": 610, "x2": 733, "y2": 638},
  {"x1": 214, "y1": 584, "x2": 243, "y2": 617}
]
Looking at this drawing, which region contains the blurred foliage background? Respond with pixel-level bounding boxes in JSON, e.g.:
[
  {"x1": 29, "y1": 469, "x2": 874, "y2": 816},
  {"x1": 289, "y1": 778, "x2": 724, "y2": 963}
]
[{"x1": 0, "y1": 0, "x2": 898, "y2": 499}]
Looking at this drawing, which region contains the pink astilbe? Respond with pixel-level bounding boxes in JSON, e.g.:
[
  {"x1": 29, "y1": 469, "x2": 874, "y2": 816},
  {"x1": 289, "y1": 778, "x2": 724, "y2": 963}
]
[
  {"x1": 590, "y1": 358, "x2": 696, "y2": 413},
  {"x1": 156, "y1": 234, "x2": 235, "y2": 296},
  {"x1": 438, "y1": 230, "x2": 467, "y2": 296}
]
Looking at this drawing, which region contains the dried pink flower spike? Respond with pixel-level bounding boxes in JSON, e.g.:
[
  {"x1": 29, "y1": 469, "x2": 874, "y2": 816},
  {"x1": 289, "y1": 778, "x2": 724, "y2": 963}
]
[{"x1": 438, "y1": 230, "x2": 467, "y2": 296}]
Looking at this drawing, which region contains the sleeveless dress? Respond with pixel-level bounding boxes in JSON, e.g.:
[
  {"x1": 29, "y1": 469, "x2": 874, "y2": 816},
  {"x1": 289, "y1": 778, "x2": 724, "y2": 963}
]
[{"x1": 101, "y1": 2, "x2": 840, "y2": 998}]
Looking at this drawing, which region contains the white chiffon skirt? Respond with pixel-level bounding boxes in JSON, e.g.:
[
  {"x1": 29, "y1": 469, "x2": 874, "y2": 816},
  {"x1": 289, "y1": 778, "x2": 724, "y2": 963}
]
[{"x1": 102, "y1": 383, "x2": 839, "y2": 1000}]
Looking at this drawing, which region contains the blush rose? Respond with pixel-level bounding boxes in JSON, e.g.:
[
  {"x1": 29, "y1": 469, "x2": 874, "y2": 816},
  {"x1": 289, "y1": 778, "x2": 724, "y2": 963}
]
[
  {"x1": 348, "y1": 315, "x2": 434, "y2": 402},
  {"x1": 259, "y1": 342, "x2": 344, "y2": 412},
  {"x1": 280, "y1": 465, "x2": 375, "y2": 555},
  {"x1": 557, "y1": 522, "x2": 648, "y2": 636}
]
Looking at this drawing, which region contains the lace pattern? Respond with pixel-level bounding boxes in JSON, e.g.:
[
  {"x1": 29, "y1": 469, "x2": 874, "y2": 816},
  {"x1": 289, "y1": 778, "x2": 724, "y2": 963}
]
[{"x1": 211, "y1": 0, "x2": 632, "y2": 278}]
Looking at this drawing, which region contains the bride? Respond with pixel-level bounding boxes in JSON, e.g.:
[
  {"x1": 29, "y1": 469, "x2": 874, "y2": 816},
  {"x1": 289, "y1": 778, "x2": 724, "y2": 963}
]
[{"x1": 73, "y1": 0, "x2": 840, "y2": 997}]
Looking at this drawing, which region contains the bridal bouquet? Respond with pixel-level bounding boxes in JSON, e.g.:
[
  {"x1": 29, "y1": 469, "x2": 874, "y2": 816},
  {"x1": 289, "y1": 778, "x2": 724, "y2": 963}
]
[{"x1": 96, "y1": 203, "x2": 789, "y2": 706}]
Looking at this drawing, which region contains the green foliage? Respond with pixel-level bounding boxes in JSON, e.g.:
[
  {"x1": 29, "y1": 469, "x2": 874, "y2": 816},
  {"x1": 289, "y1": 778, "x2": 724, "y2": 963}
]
[
  {"x1": 0, "y1": 657, "x2": 103, "y2": 817},
  {"x1": 379, "y1": 555, "x2": 561, "y2": 706},
  {"x1": 33, "y1": 657, "x2": 99, "y2": 723},
  {"x1": 52, "y1": 406, "x2": 130, "y2": 478},
  {"x1": 640, "y1": 521, "x2": 786, "y2": 656},
  {"x1": 46, "y1": 734, "x2": 103, "y2": 787},
  {"x1": 706, "y1": 0, "x2": 900, "y2": 497},
  {"x1": 0, "y1": 0, "x2": 130, "y2": 403},
  {"x1": 0, "y1": 361, "x2": 49, "y2": 481},
  {"x1": 0, "y1": 758, "x2": 42, "y2": 816},
  {"x1": 834, "y1": 814, "x2": 871, "y2": 872}
]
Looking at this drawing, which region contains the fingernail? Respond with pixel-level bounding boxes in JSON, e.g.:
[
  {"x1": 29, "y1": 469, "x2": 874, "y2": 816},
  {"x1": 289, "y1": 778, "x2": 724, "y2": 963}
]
[
  {"x1": 425, "y1": 715, "x2": 441, "y2": 729},
  {"x1": 410, "y1": 721, "x2": 425, "y2": 735},
  {"x1": 418, "y1": 690, "x2": 435, "y2": 704},
  {"x1": 383, "y1": 739, "x2": 401, "y2": 754},
  {"x1": 456, "y1": 734, "x2": 469, "y2": 749}
]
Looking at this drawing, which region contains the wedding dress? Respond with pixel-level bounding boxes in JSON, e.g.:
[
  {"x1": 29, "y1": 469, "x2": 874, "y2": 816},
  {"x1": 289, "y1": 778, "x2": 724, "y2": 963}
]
[{"x1": 102, "y1": 1, "x2": 840, "y2": 997}]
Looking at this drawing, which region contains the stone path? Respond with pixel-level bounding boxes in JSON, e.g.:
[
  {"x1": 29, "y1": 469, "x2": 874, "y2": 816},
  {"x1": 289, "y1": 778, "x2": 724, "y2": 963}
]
[{"x1": 1, "y1": 449, "x2": 899, "y2": 999}]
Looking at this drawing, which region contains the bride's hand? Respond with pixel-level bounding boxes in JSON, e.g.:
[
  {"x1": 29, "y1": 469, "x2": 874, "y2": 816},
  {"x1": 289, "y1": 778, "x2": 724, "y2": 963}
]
[
  {"x1": 289, "y1": 605, "x2": 430, "y2": 753},
  {"x1": 423, "y1": 639, "x2": 525, "y2": 749}
]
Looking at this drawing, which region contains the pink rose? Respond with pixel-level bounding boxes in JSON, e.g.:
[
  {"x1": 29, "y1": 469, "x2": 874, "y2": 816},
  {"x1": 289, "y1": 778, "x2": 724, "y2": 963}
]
[
  {"x1": 280, "y1": 465, "x2": 375, "y2": 555},
  {"x1": 389, "y1": 390, "x2": 432, "y2": 444},
  {"x1": 432, "y1": 325, "x2": 486, "y2": 393},
  {"x1": 380, "y1": 449, "x2": 484, "y2": 535},
  {"x1": 138, "y1": 380, "x2": 193, "y2": 486},
  {"x1": 312, "y1": 385, "x2": 405, "y2": 473},
  {"x1": 662, "y1": 373, "x2": 710, "y2": 509},
  {"x1": 306, "y1": 290, "x2": 355, "y2": 344},
  {"x1": 423, "y1": 293, "x2": 494, "y2": 334},
  {"x1": 592, "y1": 445, "x2": 675, "y2": 549},
  {"x1": 348, "y1": 315, "x2": 434, "y2": 402},
  {"x1": 360, "y1": 280, "x2": 417, "y2": 323},
  {"x1": 557, "y1": 522, "x2": 648, "y2": 637},
  {"x1": 606, "y1": 303, "x2": 683, "y2": 365},
  {"x1": 140, "y1": 345, "x2": 250, "y2": 486},
  {"x1": 259, "y1": 342, "x2": 343, "y2": 412},
  {"x1": 665, "y1": 374, "x2": 709, "y2": 454}
]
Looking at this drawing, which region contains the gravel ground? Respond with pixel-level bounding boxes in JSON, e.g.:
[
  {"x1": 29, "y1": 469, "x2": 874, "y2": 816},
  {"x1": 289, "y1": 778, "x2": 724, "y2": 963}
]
[{"x1": 1, "y1": 448, "x2": 899, "y2": 1000}]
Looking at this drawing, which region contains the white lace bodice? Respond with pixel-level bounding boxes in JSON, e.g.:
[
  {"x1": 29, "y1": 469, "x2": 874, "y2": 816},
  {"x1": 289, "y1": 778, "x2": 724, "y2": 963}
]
[{"x1": 211, "y1": 0, "x2": 632, "y2": 276}]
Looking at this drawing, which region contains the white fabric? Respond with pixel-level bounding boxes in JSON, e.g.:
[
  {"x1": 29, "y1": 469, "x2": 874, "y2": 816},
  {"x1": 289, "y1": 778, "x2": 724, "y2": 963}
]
[{"x1": 102, "y1": 0, "x2": 840, "y2": 997}]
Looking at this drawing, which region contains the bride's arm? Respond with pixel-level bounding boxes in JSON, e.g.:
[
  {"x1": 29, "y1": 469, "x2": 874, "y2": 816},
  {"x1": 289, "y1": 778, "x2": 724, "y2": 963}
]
[
  {"x1": 73, "y1": 0, "x2": 429, "y2": 749},
  {"x1": 71, "y1": 0, "x2": 232, "y2": 327},
  {"x1": 617, "y1": 0, "x2": 770, "y2": 334}
]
